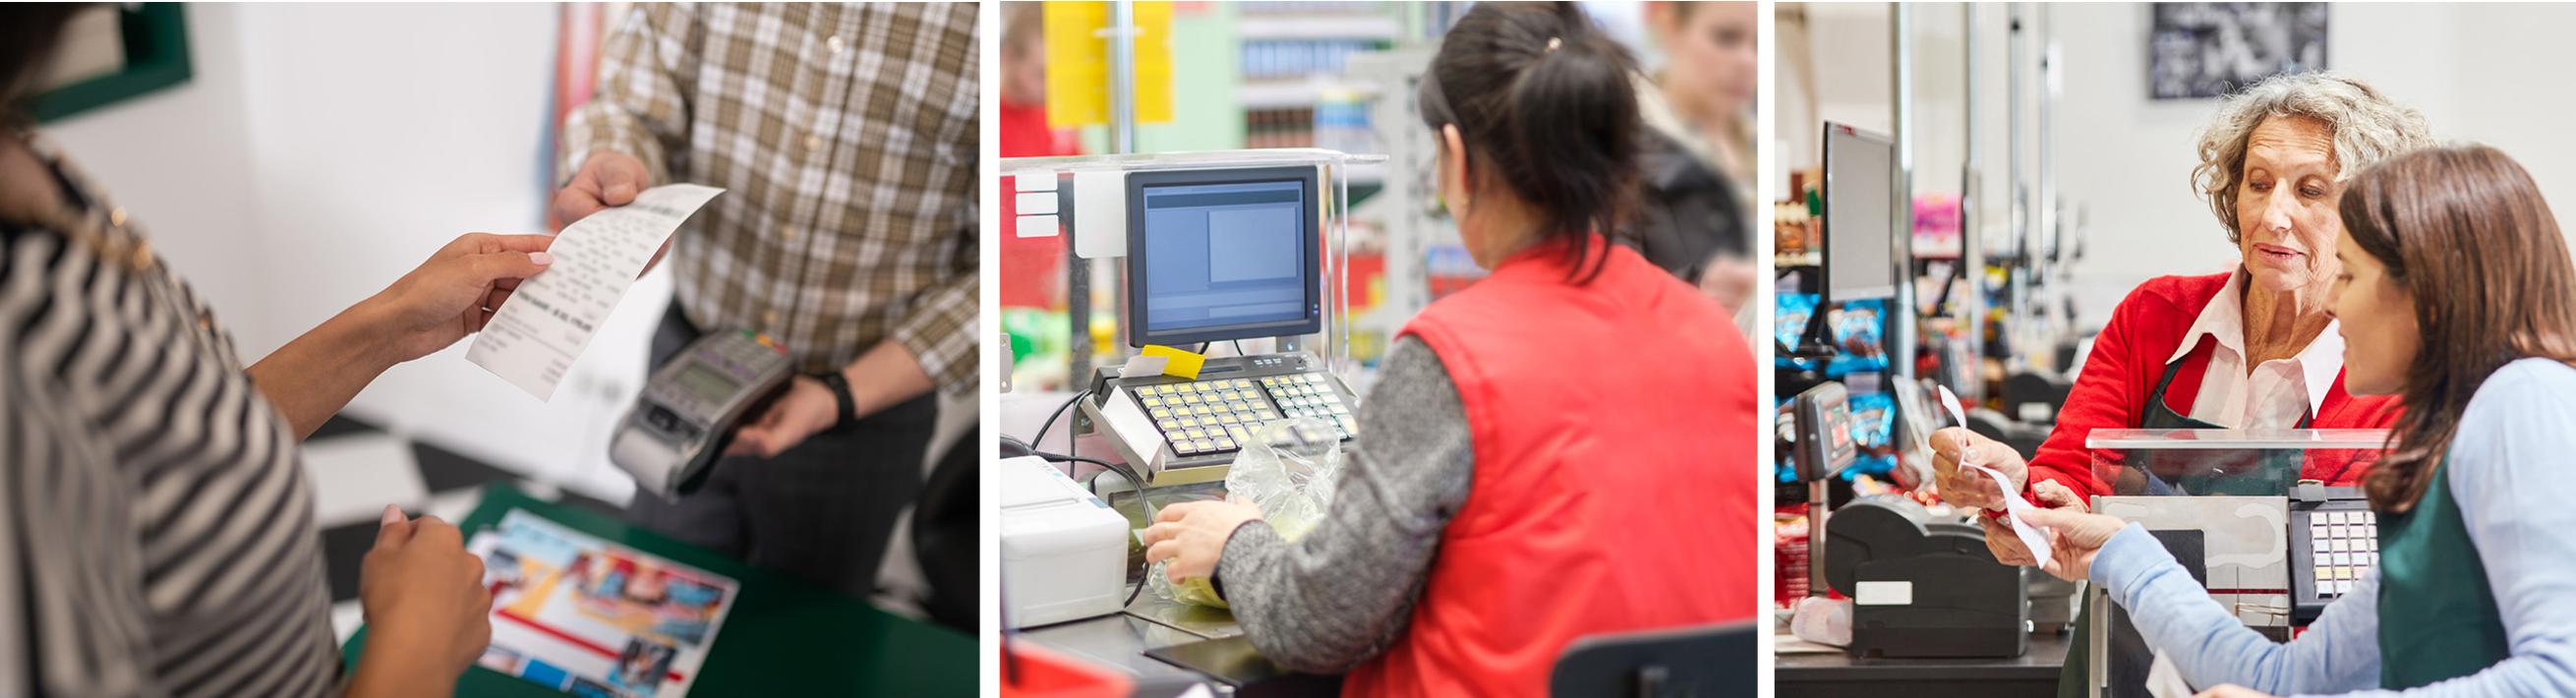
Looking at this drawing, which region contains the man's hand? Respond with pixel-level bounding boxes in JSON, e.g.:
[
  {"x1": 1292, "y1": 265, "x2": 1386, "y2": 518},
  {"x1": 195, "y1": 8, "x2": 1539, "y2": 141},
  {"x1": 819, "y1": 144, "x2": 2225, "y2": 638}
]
[
  {"x1": 552, "y1": 151, "x2": 654, "y2": 227},
  {"x1": 726, "y1": 376, "x2": 838, "y2": 458},
  {"x1": 1930, "y1": 427, "x2": 2031, "y2": 511},
  {"x1": 359, "y1": 233, "x2": 556, "y2": 365},
  {"x1": 1141, "y1": 498, "x2": 1266, "y2": 581}
]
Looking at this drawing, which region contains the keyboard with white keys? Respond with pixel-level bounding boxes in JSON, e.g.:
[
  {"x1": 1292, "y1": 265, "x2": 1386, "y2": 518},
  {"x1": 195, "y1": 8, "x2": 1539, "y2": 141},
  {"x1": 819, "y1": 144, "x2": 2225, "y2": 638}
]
[
  {"x1": 2290, "y1": 485, "x2": 2377, "y2": 625},
  {"x1": 1133, "y1": 373, "x2": 1355, "y2": 457}
]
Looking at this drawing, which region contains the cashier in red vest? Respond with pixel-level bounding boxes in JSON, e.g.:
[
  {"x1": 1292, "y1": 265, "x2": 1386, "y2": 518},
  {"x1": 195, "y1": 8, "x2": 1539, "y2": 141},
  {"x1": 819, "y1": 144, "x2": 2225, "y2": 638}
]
[
  {"x1": 1141, "y1": 4, "x2": 1759, "y2": 696},
  {"x1": 1926, "y1": 72, "x2": 2429, "y2": 563}
]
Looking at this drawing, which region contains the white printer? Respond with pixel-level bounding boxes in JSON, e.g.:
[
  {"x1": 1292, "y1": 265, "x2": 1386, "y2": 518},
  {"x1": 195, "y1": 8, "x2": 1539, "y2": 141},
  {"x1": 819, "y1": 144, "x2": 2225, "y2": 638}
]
[{"x1": 998, "y1": 455, "x2": 1131, "y2": 627}]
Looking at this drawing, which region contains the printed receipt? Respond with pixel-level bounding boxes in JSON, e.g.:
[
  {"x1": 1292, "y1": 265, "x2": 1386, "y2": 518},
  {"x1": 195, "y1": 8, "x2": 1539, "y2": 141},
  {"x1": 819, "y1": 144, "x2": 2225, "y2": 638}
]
[
  {"x1": 1939, "y1": 386, "x2": 2056, "y2": 564},
  {"x1": 468, "y1": 184, "x2": 725, "y2": 400}
]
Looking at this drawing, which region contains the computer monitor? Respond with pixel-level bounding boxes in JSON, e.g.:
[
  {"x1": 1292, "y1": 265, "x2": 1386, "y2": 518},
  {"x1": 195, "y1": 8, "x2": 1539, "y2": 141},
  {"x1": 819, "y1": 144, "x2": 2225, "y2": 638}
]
[
  {"x1": 1822, "y1": 122, "x2": 1899, "y2": 302},
  {"x1": 1125, "y1": 165, "x2": 1323, "y2": 348}
]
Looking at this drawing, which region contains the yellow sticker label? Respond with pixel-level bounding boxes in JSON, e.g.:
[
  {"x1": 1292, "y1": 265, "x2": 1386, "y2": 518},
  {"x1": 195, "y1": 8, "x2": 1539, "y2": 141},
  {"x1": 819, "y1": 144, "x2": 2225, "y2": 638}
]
[{"x1": 1140, "y1": 344, "x2": 1206, "y2": 379}]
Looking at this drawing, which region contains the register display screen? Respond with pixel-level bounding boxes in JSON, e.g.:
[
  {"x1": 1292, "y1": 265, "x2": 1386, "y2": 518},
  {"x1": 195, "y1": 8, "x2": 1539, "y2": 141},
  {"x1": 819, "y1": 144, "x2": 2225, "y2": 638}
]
[{"x1": 1132, "y1": 174, "x2": 1317, "y2": 344}]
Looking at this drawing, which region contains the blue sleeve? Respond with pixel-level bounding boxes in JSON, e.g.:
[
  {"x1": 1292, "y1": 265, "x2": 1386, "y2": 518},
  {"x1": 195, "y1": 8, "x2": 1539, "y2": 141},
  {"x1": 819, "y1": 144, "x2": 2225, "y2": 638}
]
[
  {"x1": 2316, "y1": 360, "x2": 2576, "y2": 697},
  {"x1": 2091, "y1": 524, "x2": 2381, "y2": 695}
]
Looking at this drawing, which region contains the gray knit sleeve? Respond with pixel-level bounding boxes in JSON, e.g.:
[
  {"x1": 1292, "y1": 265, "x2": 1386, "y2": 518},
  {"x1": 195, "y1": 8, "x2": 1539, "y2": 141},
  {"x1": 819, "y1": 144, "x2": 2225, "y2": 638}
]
[{"x1": 1212, "y1": 335, "x2": 1476, "y2": 673}]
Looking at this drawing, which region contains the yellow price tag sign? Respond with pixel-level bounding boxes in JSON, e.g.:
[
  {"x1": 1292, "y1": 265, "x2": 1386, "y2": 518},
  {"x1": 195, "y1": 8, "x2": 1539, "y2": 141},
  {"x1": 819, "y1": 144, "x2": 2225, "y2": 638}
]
[{"x1": 1042, "y1": 1, "x2": 1174, "y2": 129}]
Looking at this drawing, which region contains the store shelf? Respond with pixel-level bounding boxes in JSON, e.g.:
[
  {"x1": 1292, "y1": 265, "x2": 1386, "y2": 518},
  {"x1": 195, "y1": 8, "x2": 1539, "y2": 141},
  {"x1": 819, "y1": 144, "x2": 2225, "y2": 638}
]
[
  {"x1": 1239, "y1": 81, "x2": 1319, "y2": 109},
  {"x1": 1236, "y1": 15, "x2": 1402, "y2": 41},
  {"x1": 1238, "y1": 80, "x2": 1376, "y2": 109}
]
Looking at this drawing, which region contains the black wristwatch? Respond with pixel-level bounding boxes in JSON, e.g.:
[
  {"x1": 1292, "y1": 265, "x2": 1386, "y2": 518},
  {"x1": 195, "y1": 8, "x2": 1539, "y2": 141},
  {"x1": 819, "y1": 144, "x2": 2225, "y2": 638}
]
[{"x1": 816, "y1": 372, "x2": 856, "y2": 430}]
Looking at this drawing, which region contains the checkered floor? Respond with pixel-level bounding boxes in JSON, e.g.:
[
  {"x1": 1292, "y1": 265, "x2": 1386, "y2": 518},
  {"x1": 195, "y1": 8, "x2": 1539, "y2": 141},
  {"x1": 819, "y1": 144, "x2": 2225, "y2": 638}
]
[{"x1": 302, "y1": 414, "x2": 627, "y2": 641}]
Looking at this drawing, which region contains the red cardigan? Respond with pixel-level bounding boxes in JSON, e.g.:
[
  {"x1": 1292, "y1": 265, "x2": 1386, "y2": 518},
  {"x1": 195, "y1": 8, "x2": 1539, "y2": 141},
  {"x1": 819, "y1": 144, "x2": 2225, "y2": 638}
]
[{"x1": 2023, "y1": 272, "x2": 2404, "y2": 499}]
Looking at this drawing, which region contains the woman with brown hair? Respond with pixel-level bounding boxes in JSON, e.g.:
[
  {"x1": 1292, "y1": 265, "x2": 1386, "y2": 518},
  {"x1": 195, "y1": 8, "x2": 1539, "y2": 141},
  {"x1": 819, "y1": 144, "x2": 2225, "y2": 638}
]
[{"x1": 2020, "y1": 145, "x2": 2576, "y2": 697}]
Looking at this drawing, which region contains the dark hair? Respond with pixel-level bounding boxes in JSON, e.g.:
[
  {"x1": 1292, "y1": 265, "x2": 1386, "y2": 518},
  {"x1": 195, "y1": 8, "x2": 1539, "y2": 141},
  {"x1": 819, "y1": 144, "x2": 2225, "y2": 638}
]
[
  {"x1": 2339, "y1": 145, "x2": 2576, "y2": 513},
  {"x1": 1, "y1": 5, "x2": 88, "y2": 129},
  {"x1": 1418, "y1": 1, "x2": 1641, "y2": 281}
]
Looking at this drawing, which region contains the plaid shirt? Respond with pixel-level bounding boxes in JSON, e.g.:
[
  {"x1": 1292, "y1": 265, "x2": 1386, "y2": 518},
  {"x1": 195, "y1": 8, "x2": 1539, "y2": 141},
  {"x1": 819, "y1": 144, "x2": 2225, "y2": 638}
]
[{"x1": 561, "y1": 2, "x2": 979, "y2": 393}]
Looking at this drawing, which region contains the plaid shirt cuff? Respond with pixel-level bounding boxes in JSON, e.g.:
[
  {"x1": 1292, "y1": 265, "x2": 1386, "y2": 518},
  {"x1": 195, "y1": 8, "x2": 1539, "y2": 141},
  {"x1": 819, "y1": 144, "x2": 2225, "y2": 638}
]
[
  {"x1": 558, "y1": 101, "x2": 670, "y2": 187},
  {"x1": 889, "y1": 268, "x2": 978, "y2": 396}
]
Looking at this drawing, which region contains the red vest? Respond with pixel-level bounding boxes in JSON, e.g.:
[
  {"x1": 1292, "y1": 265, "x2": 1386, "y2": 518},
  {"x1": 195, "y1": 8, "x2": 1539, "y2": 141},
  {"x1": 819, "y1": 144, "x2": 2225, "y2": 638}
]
[{"x1": 1342, "y1": 238, "x2": 1760, "y2": 697}]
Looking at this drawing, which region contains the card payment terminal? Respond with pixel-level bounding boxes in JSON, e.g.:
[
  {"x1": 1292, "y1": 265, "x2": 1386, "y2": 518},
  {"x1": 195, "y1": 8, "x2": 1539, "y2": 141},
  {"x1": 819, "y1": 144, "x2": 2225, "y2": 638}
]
[{"x1": 611, "y1": 330, "x2": 795, "y2": 500}]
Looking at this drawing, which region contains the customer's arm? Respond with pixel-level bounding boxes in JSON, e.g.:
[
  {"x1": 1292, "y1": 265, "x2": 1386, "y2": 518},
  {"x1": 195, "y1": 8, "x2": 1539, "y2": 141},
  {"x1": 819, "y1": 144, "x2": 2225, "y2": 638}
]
[
  {"x1": 2085, "y1": 524, "x2": 2381, "y2": 695},
  {"x1": 722, "y1": 222, "x2": 974, "y2": 458},
  {"x1": 2294, "y1": 362, "x2": 2576, "y2": 697},
  {"x1": 249, "y1": 234, "x2": 555, "y2": 439},
  {"x1": 1210, "y1": 337, "x2": 1475, "y2": 673}
]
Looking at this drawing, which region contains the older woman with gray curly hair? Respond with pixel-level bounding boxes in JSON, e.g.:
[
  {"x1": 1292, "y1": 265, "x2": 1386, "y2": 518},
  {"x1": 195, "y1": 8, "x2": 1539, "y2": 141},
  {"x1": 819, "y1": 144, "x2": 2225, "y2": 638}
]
[{"x1": 1917, "y1": 72, "x2": 2432, "y2": 693}]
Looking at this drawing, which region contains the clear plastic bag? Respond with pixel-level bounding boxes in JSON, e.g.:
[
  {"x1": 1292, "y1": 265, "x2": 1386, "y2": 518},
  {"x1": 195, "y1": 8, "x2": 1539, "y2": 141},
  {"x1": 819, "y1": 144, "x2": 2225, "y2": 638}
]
[{"x1": 1150, "y1": 417, "x2": 1347, "y2": 608}]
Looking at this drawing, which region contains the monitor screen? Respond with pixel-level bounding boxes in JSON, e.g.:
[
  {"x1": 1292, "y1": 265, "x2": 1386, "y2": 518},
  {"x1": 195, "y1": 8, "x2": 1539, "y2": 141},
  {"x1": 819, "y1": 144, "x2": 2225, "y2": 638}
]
[
  {"x1": 1823, "y1": 123, "x2": 1899, "y2": 301},
  {"x1": 1126, "y1": 166, "x2": 1321, "y2": 347}
]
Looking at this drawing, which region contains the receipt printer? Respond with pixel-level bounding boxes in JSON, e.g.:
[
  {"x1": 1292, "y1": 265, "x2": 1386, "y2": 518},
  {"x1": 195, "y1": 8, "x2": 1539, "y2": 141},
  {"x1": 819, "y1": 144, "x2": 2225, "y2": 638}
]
[
  {"x1": 999, "y1": 456, "x2": 1130, "y2": 628},
  {"x1": 610, "y1": 330, "x2": 794, "y2": 501},
  {"x1": 1825, "y1": 499, "x2": 2029, "y2": 658}
]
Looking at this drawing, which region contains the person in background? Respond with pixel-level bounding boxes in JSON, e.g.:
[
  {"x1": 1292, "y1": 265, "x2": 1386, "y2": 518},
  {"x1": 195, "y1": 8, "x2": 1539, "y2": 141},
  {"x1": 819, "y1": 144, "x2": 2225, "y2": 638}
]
[
  {"x1": 1926, "y1": 71, "x2": 2430, "y2": 696},
  {"x1": 2023, "y1": 145, "x2": 2576, "y2": 698},
  {"x1": 551, "y1": 4, "x2": 978, "y2": 600},
  {"x1": 1639, "y1": 0, "x2": 1759, "y2": 319},
  {"x1": 999, "y1": 1, "x2": 1083, "y2": 315},
  {"x1": 3, "y1": 6, "x2": 510, "y2": 696},
  {"x1": 1139, "y1": 4, "x2": 1758, "y2": 695}
]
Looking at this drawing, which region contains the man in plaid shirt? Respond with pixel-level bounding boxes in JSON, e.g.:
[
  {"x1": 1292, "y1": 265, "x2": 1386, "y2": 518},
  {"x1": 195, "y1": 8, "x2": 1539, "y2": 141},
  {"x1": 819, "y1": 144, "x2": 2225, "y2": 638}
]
[{"x1": 551, "y1": 3, "x2": 977, "y2": 599}]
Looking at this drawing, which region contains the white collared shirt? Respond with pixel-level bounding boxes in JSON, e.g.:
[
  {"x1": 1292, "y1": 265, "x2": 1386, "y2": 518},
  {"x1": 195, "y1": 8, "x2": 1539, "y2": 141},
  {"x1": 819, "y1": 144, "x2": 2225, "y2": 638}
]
[{"x1": 2166, "y1": 270, "x2": 2346, "y2": 429}]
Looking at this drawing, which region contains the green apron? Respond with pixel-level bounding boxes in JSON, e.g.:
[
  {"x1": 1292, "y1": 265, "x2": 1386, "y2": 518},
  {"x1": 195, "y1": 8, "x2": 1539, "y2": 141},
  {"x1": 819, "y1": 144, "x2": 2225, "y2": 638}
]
[
  {"x1": 2058, "y1": 359, "x2": 2308, "y2": 698},
  {"x1": 2376, "y1": 457, "x2": 2510, "y2": 688}
]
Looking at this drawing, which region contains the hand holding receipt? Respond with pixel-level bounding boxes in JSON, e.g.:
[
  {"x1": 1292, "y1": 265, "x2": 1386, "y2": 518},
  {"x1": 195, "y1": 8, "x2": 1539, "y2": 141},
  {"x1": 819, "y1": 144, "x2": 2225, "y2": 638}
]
[{"x1": 469, "y1": 184, "x2": 725, "y2": 400}]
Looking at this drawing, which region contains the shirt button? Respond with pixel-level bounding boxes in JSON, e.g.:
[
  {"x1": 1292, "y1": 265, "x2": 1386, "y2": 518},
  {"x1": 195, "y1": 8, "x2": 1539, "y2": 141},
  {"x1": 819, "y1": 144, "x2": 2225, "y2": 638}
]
[
  {"x1": 109, "y1": 206, "x2": 129, "y2": 226},
  {"x1": 804, "y1": 134, "x2": 824, "y2": 152},
  {"x1": 762, "y1": 311, "x2": 781, "y2": 326},
  {"x1": 827, "y1": 34, "x2": 846, "y2": 54},
  {"x1": 780, "y1": 225, "x2": 799, "y2": 241}
]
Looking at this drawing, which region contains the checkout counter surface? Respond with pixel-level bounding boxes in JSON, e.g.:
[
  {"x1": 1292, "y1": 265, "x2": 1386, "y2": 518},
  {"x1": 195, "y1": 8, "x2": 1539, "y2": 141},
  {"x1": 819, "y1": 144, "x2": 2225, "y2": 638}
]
[
  {"x1": 342, "y1": 483, "x2": 974, "y2": 697},
  {"x1": 1019, "y1": 584, "x2": 1342, "y2": 697},
  {"x1": 1777, "y1": 630, "x2": 2069, "y2": 698}
]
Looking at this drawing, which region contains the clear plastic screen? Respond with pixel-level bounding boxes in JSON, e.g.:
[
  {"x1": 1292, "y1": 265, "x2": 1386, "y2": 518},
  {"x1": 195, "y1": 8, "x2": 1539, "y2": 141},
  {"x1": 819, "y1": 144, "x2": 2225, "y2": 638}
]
[{"x1": 2084, "y1": 429, "x2": 2392, "y2": 496}]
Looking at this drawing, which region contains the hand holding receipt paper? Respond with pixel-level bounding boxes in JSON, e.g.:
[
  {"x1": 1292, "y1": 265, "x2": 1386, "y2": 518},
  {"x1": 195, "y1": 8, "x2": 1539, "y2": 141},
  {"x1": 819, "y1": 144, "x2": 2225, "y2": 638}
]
[{"x1": 470, "y1": 184, "x2": 725, "y2": 400}]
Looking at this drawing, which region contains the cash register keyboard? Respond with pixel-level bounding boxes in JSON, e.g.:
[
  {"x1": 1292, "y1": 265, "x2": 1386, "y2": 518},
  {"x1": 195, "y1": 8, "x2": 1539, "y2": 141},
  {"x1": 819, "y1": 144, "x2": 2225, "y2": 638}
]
[
  {"x1": 1136, "y1": 374, "x2": 1356, "y2": 457},
  {"x1": 2308, "y1": 510, "x2": 2377, "y2": 597}
]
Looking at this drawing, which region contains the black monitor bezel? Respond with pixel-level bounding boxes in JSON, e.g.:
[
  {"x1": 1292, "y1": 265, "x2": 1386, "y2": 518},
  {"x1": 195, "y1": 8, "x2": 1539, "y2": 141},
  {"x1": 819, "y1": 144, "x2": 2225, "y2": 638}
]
[{"x1": 1124, "y1": 165, "x2": 1324, "y2": 349}]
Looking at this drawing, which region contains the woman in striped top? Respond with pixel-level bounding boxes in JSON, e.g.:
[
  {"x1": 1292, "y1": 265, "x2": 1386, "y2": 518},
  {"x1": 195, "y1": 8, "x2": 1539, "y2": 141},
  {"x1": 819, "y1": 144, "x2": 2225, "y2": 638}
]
[{"x1": 4, "y1": 8, "x2": 536, "y2": 697}]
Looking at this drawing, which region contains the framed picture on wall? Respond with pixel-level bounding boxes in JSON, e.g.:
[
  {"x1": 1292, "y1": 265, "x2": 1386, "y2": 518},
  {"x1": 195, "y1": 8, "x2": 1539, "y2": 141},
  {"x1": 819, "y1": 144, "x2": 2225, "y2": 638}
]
[
  {"x1": 33, "y1": 4, "x2": 193, "y2": 123},
  {"x1": 2148, "y1": 2, "x2": 2327, "y2": 100}
]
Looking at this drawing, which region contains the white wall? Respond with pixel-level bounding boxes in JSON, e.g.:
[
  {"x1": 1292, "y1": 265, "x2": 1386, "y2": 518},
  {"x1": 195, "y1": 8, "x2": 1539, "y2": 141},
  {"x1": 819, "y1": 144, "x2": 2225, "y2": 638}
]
[
  {"x1": 47, "y1": 4, "x2": 663, "y2": 502},
  {"x1": 1781, "y1": 3, "x2": 2576, "y2": 330}
]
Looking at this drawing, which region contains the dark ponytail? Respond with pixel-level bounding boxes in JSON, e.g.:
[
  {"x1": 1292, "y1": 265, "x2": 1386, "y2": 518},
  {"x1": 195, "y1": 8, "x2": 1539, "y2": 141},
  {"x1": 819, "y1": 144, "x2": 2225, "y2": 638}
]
[{"x1": 1419, "y1": 1, "x2": 1642, "y2": 281}]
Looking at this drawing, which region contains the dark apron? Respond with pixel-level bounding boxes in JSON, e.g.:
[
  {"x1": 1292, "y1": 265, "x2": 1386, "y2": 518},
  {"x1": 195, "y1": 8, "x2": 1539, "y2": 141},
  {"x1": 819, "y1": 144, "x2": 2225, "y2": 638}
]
[
  {"x1": 2059, "y1": 357, "x2": 2310, "y2": 698},
  {"x1": 2377, "y1": 457, "x2": 2510, "y2": 688}
]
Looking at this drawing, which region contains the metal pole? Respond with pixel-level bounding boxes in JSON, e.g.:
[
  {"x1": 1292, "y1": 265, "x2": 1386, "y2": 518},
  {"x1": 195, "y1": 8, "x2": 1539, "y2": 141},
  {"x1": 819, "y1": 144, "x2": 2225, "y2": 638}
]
[
  {"x1": 1109, "y1": 1, "x2": 1140, "y2": 153},
  {"x1": 2006, "y1": 3, "x2": 2030, "y2": 363},
  {"x1": 1892, "y1": 2, "x2": 1917, "y2": 383},
  {"x1": 1962, "y1": 4, "x2": 1986, "y2": 381},
  {"x1": 2037, "y1": 4, "x2": 2061, "y2": 340},
  {"x1": 1074, "y1": 2, "x2": 1144, "y2": 384}
]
